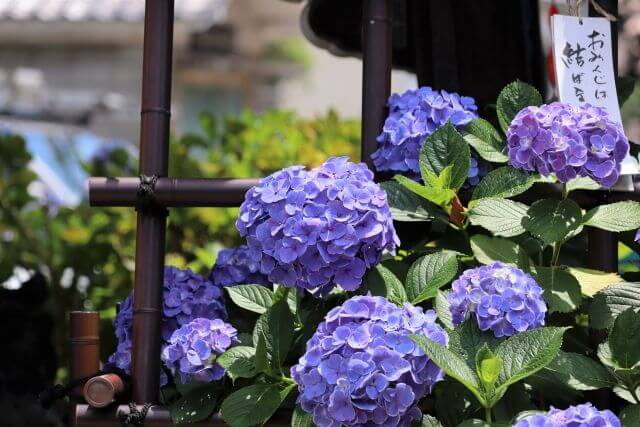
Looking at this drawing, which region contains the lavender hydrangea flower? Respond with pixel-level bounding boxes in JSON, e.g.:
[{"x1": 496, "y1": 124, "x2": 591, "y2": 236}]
[
  {"x1": 448, "y1": 262, "x2": 547, "y2": 338},
  {"x1": 371, "y1": 87, "x2": 478, "y2": 178},
  {"x1": 635, "y1": 229, "x2": 640, "y2": 243},
  {"x1": 162, "y1": 318, "x2": 237, "y2": 383},
  {"x1": 291, "y1": 295, "x2": 448, "y2": 427},
  {"x1": 107, "y1": 266, "x2": 227, "y2": 384},
  {"x1": 209, "y1": 245, "x2": 270, "y2": 287},
  {"x1": 236, "y1": 157, "x2": 399, "y2": 296},
  {"x1": 507, "y1": 102, "x2": 629, "y2": 187},
  {"x1": 514, "y1": 403, "x2": 621, "y2": 427},
  {"x1": 464, "y1": 152, "x2": 490, "y2": 188}
]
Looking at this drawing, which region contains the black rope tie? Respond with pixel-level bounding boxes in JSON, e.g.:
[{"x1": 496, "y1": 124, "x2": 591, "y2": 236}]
[
  {"x1": 136, "y1": 174, "x2": 168, "y2": 216},
  {"x1": 119, "y1": 402, "x2": 152, "y2": 427}
]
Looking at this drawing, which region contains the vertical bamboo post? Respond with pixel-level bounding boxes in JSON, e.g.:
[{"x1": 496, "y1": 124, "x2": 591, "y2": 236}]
[
  {"x1": 131, "y1": 0, "x2": 174, "y2": 403},
  {"x1": 361, "y1": 0, "x2": 393, "y2": 171},
  {"x1": 69, "y1": 311, "x2": 100, "y2": 397}
]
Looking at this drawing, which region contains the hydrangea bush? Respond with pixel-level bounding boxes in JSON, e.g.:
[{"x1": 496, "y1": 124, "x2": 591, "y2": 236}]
[
  {"x1": 106, "y1": 81, "x2": 640, "y2": 427},
  {"x1": 236, "y1": 156, "x2": 398, "y2": 296}
]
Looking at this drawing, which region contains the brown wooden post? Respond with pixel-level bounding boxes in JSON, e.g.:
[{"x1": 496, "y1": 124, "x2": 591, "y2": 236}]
[
  {"x1": 131, "y1": 0, "x2": 174, "y2": 403},
  {"x1": 69, "y1": 311, "x2": 100, "y2": 398},
  {"x1": 361, "y1": 0, "x2": 392, "y2": 171}
]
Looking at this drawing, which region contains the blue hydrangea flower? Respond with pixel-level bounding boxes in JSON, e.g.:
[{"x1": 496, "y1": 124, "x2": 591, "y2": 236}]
[
  {"x1": 448, "y1": 262, "x2": 547, "y2": 338},
  {"x1": 514, "y1": 403, "x2": 621, "y2": 427},
  {"x1": 236, "y1": 157, "x2": 399, "y2": 296},
  {"x1": 162, "y1": 318, "x2": 237, "y2": 383},
  {"x1": 291, "y1": 295, "x2": 448, "y2": 427},
  {"x1": 209, "y1": 245, "x2": 270, "y2": 287},
  {"x1": 463, "y1": 152, "x2": 490, "y2": 188},
  {"x1": 635, "y1": 229, "x2": 640, "y2": 243},
  {"x1": 107, "y1": 266, "x2": 227, "y2": 384},
  {"x1": 507, "y1": 102, "x2": 629, "y2": 187},
  {"x1": 371, "y1": 87, "x2": 478, "y2": 179}
]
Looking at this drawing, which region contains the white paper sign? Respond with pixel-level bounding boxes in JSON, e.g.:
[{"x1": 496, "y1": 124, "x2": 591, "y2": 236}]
[{"x1": 552, "y1": 15, "x2": 638, "y2": 175}]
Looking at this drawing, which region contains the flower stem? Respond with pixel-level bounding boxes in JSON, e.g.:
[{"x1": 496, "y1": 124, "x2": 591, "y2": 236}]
[
  {"x1": 562, "y1": 183, "x2": 569, "y2": 199},
  {"x1": 485, "y1": 407, "x2": 492, "y2": 423},
  {"x1": 551, "y1": 243, "x2": 562, "y2": 266}
]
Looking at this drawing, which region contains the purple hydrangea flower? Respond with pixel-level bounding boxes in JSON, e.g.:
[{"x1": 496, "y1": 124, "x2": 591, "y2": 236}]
[
  {"x1": 635, "y1": 229, "x2": 640, "y2": 243},
  {"x1": 514, "y1": 403, "x2": 621, "y2": 427},
  {"x1": 291, "y1": 295, "x2": 448, "y2": 427},
  {"x1": 107, "y1": 266, "x2": 227, "y2": 384},
  {"x1": 507, "y1": 102, "x2": 629, "y2": 187},
  {"x1": 162, "y1": 318, "x2": 237, "y2": 383},
  {"x1": 209, "y1": 245, "x2": 270, "y2": 287},
  {"x1": 371, "y1": 87, "x2": 478, "y2": 179},
  {"x1": 448, "y1": 262, "x2": 547, "y2": 338},
  {"x1": 463, "y1": 152, "x2": 491, "y2": 188},
  {"x1": 236, "y1": 157, "x2": 399, "y2": 296}
]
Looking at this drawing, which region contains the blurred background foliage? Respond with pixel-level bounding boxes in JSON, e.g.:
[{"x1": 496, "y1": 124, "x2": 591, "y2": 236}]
[{"x1": 0, "y1": 109, "x2": 360, "y2": 379}]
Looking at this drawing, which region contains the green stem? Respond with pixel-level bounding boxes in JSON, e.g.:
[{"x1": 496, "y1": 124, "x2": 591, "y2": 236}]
[
  {"x1": 485, "y1": 407, "x2": 492, "y2": 424},
  {"x1": 551, "y1": 243, "x2": 562, "y2": 266},
  {"x1": 562, "y1": 183, "x2": 569, "y2": 199}
]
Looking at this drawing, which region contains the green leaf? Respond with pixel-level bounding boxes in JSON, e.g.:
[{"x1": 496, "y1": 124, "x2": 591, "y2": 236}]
[
  {"x1": 380, "y1": 180, "x2": 445, "y2": 222},
  {"x1": 590, "y1": 282, "x2": 640, "y2": 330},
  {"x1": 226, "y1": 285, "x2": 275, "y2": 314},
  {"x1": 533, "y1": 351, "x2": 615, "y2": 391},
  {"x1": 435, "y1": 290, "x2": 455, "y2": 330},
  {"x1": 252, "y1": 298, "x2": 294, "y2": 372},
  {"x1": 291, "y1": 405, "x2": 314, "y2": 427},
  {"x1": 609, "y1": 309, "x2": 640, "y2": 369},
  {"x1": 394, "y1": 174, "x2": 456, "y2": 207},
  {"x1": 620, "y1": 404, "x2": 640, "y2": 427},
  {"x1": 420, "y1": 414, "x2": 444, "y2": 427},
  {"x1": 220, "y1": 383, "x2": 295, "y2": 427},
  {"x1": 566, "y1": 176, "x2": 600, "y2": 192},
  {"x1": 410, "y1": 334, "x2": 485, "y2": 406},
  {"x1": 463, "y1": 118, "x2": 508, "y2": 163},
  {"x1": 362, "y1": 263, "x2": 407, "y2": 305},
  {"x1": 216, "y1": 346, "x2": 257, "y2": 381},
  {"x1": 457, "y1": 420, "x2": 492, "y2": 427},
  {"x1": 496, "y1": 81, "x2": 543, "y2": 133},
  {"x1": 254, "y1": 333, "x2": 270, "y2": 374},
  {"x1": 471, "y1": 167, "x2": 537, "y2": 203},
  {"x1": 406, "y1": 251, "x2": 458, "y2": 304},
  {"x1": 533, "y1": 267, "x2": 582, "y2": 313},
  {"x1": 467, "y1": 198, "x2": 529, "y2": 237},
  {"x1": 617, "y1": 75, "x2": 636, "y2": 107},
  {"x1": 420, "y1": 122, "x2": 471, "y2": 191},
  {"x1": 470, "y1": 235, "x2": 530, "y2": 269},
  {"x1": 494, "y1": 327, "x2": 568, "y2": 394},
  {"x1": 523, "y1": 199, "x2": 582, "y2": 245},
  {"x1": 476, "y1": 345, "x2": 503, "y2": 394},
  {"x1": 169, "y1": 383, "x2": 218, "y2": 425},
  {"x1": 568, "y1": 267, "x2": 624, "y2": 297},
  {"x1": 584, "y1": 201, "x2": 640, "y2": 232},
  {"x1": 448, "y1": 321, "x2": 500, "y2": 372}
]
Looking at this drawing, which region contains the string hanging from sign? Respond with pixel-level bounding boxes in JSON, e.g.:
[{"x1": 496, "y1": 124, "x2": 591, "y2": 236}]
[{"x1": 566, "y1": 0, "x2": 617, "y2": 21}]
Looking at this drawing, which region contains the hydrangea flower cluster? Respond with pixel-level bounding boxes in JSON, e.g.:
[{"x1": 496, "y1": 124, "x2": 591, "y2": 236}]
[
  {"x1": 162, "y1": 318, "x2": 237, "y2": 383},
  {"x1": 464, "y1": 152, "x2": 490, "y2": 188},
  {"x1": 236, "y1": 156, "x2": 399, "y2": 296},
  {"x1": 514, "y1": 403, "x2": 621, "y2": 427},
  {"x1": 107, "y1": 266, "x2": 228, "y2": 384},
  {"x1": 507, "y1": 102, "x2": 629, "y2": 187},
  {"x1": 371, "y1": 87, "x2": 478, "y2": 178},
  {"x1": 209, "y1": 245, "x2": 270, "y2": 287},
  {"x1": 291, "y1": 295, "x2": 448, "y2": 427},
  {"x1": 448, "y1": 262, "x2": 547, "y2": 337}
]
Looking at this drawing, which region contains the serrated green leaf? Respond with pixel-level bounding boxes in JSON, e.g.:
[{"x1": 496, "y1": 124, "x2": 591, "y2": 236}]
[
  {"x1": 523, "y1": 199, "x2": 582, "y2": 245},
  {"x1": 566, "y1": 176, "x2": 600, "y2": 192},
  {"x1": 620, "y1": 404, "x2": 640, "y2": 427},
  {"x1": 406, "y1": 251, "x2": 458, "y2": 304},
  {"x1": 410, "y1": 334, "x2": 485, "y2": 406},
  {"x1": 534, "y1": 267, "x2": 582, "y2": 313},
  {"x1": 362, "y1": 263, "x2": 407, "y2": 305},
  {"x1": 252, "y1": 298, "x2": 294, "y2": 372},
  {"x1": 420, "y1": 414, "x2": 444, "y2": 427},
  {"x1": 226, "y1": 285, "x2": 275, "y2": 314},
  {"x1": 467, "y1": 198, "x2": 529, "y2": 237},
  {"x1": 463, "y1": 118, "x2": 508, "y2": 163},
  {"x1": 216, "y1": 346, "x2": 257, "y2": 380},
  {"x1": 609, "y1": 309, "x2": 640, "y2": 369},
  {"x1": 533, "y1": 351, "x2": 615, "y2": 391},
  {"x1": 449, "y1": 321, "x2": 501, "y2": 371},
  {"x1": 420, "y1": 122, "x2": 471, "y2": 191},
  {"x1": 220, "y1": 383, "x2": 295, "y2": 427},
  {"x1": 291, "y1": 405, "x2": 314, "y2": 427},
  {"x1": 496, "y1": 81, "x2": 543, "y2": 133},
  {"x1": 435, "y1": 290, "x2": 455, "y2": 330},
  {"x1": 568, "y1": 267, "x2": 623, "y2": 297},
  {"x1": 584, "y1": 201, "x2": 640, "y2": 232},
  {"x1": 394, "y1": 174, "x2": 456, "y2": 207},
  {"x1": 169, "y1": 383, "x2": 219, "y2": 425},
  {"x1": 590, "y1": 282, "x2": 640, "y2": 330},
  {"x1": 470, "y1": 167, "x2": 537, "y2": 203},
  {"x1": 470, "y1": 235, "x2": 530, "y2": 269},
  {"x1": 254, "y1": 333, "x2": 270, "y2": 374},
  {"x1": 380, "y1": 180, "x2": 445, "y2": 222},
  {"x1": 476, "y1": 345, "x2": 502, "y2": 393},
  {"x1": 494, "y1": 327, "x2": 567, "y2": 394}
]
